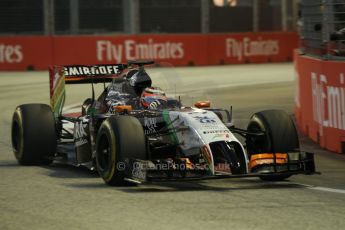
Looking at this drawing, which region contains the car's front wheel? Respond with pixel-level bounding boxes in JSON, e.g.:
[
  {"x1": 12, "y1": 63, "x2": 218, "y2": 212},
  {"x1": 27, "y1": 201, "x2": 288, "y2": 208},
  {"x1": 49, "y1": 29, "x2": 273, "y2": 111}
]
[
  {"x1": 95, "y1": 116, "x2": 146, "y2": 186},
  {"x1": 246, "y1": 109, "x2": 300, "y2": 181}
]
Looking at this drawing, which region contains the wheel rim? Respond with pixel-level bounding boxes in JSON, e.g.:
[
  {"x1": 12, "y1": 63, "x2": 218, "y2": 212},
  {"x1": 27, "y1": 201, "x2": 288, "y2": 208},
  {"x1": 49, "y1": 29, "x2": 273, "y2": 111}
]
[{"x1": 97, "y1": 134, "x2": 111, "y2": 172}]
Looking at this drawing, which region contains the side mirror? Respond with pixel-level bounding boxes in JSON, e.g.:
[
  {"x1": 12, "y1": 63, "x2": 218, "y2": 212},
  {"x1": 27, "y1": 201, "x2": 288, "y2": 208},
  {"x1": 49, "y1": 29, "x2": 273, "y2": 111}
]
[{"x1": 194, "y1": 101, "x2": 211, "y2": 108}]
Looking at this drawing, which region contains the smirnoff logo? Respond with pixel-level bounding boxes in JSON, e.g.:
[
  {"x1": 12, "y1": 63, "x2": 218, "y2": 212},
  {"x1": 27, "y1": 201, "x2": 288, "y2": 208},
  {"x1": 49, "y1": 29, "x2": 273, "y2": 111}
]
[{"x1": 63, "y1": 65, "x2": 122, "y2": 76}]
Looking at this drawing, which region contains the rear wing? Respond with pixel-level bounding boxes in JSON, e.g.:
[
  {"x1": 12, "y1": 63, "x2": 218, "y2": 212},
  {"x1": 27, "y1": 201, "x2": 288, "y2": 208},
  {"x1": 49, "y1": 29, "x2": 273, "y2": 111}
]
[{"x1": 49, "y1": 64, "x2": 127, "y2": 117}]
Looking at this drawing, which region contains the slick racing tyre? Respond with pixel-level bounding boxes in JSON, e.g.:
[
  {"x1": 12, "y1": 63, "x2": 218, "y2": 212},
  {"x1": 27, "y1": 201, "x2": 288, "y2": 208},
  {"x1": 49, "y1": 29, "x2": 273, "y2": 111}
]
[
  {"x1": 96, "y1": 116, "x2": 146, "y2": 186},
  {"x1": 246, "y1": 110, "x2": 299, "y2": 181},
  {"x1": 11, "y1": 104, "x2": 57, "y2": 165}
]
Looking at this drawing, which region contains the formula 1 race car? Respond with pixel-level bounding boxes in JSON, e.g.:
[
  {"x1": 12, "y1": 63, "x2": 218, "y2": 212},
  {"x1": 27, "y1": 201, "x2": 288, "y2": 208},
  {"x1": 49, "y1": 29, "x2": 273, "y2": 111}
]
[{"x1": 11, "y1": 61, "x2": 316, "y2": 186}]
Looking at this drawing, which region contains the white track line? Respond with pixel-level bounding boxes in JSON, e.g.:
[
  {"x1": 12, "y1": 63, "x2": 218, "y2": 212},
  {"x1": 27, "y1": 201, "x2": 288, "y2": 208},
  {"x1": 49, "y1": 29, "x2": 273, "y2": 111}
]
[
  {"x1": 63, "y1": 103, "x2": 81, "y2": 110},
  {"x1": 308, "y1": 186, "x2": 345, "y2": 194},
  {"x1": 63, "y1": 103, "x2": 81, "y2": 113},
  {"x1": 292, "y1": 182, "x2": 345, "y2": 194}
]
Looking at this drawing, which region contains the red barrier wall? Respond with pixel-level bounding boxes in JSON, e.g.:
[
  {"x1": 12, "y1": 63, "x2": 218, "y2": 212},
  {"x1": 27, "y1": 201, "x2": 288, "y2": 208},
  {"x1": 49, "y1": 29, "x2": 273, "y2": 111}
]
[
  {"x1": 0, "y1": 32, "x2": 297, "y2": 70},
  {"x1": 295, "y1": 51, "x2": 345, "y2": 153},
  {"x1": 0, "y1": 36, "x2": 53, "y2": 70}
]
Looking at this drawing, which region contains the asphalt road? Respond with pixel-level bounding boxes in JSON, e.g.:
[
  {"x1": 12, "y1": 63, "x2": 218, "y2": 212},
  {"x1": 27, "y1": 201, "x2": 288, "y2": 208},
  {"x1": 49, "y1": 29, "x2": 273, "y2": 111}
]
[{"x1": 1, "y1": 63, "x2": 345, "y2": 230}]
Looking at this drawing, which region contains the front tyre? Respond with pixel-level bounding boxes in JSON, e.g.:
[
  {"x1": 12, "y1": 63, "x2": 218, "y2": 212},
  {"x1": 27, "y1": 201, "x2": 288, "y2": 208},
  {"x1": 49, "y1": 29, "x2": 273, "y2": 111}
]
[
  {"x1": 11, "y1": 104, "x2": 57, "y2": 165},
  {"x1": 96, "y1": 116, "x2": 146, "y2": 186},
  {"x1": 246, "y1": 110, "x2": 299, "y2": 181}
]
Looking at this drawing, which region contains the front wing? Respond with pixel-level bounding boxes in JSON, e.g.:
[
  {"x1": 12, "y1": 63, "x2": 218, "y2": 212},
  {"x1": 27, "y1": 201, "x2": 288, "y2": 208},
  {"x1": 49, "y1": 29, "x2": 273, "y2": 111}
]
[{"x1": 122, "y1": 151, "x2": 317, "y2": 184}]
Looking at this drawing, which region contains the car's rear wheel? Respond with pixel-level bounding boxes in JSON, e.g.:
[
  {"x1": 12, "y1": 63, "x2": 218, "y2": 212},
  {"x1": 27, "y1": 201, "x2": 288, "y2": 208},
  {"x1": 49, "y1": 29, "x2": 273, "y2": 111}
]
[
  {"x1": 246, "y1": 110, "x2": 299, "y2": 181},
  {"x1": 11, "y1": 104, "x2": 57, "y2": 165},
  {"x1": 96, "y1": 116, "x2": 146, "y2": 186}
]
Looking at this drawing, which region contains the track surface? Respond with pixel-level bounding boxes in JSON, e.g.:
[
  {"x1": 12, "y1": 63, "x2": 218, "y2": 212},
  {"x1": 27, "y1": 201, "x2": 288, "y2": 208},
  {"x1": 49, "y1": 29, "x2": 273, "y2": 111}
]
[{"x1": 1, "y1": 63, "x2": 345, "y2": 230}]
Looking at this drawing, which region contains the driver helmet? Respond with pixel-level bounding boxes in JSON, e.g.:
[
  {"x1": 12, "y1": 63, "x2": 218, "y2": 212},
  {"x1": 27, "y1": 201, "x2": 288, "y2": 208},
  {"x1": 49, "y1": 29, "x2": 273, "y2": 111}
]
[
  {"x1": 127, "y1": 69, "x2": 152, "y2": 96},
  {"x1": 140, "y1": 87, "x2": 168, "y2": 109}
]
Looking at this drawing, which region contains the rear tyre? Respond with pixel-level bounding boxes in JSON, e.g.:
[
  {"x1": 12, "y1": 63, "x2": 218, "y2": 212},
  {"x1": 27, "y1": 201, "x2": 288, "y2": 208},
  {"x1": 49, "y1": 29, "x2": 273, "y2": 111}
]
[
  {"x1": 246, "y1": 110, "x2": 299, "y2": 181},
  {"x1": 96, "y1": 116, "x2": 146, "y2": 186},
  {"x1": 11, "y1": 104, "x2": 57, "y2": 165}
]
